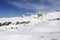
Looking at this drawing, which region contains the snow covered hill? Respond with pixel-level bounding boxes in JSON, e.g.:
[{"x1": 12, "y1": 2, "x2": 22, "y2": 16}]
[
  {"x1": 0, "y1": 11, "x2": 60, "y2": 40},
  {"x1": 0, "y1": 11, "x2": 60, "y2": 32}
]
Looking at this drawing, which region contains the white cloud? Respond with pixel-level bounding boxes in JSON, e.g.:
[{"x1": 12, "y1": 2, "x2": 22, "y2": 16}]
[
  {"x1": 6, "y1": 0, "x2": 60, "y2": 12},
  {"x1": 8, "y1": 2, "x2": 51, "y2": 11}
]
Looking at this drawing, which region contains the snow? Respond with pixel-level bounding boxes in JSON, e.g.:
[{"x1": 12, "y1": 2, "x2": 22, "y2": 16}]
[
  {"x1": 0, "y1": 11, "x2": 60, "y2": 40},
  {"x1": 0, "y1": 34, "x2": 33, "y2": 40}
]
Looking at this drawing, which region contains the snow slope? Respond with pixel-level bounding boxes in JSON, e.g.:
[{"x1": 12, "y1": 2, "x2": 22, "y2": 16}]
[{"x1": 0, "y1": 11, "x2": 60, "y2": 40}]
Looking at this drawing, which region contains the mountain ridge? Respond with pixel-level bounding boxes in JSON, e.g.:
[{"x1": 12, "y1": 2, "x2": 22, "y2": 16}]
[{"x1": 0, "y1": 11, "x2": 60, "y2": 33}]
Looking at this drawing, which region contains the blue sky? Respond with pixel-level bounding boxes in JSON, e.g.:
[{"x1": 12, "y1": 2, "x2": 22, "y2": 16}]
[{"x1": 0, "y1": 0, "x2": 60, "y2": 17}]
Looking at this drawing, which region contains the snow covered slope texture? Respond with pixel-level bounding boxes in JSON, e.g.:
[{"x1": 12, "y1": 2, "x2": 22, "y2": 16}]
[{"x1": 0, "y1": 11, "x2": 60, "y2": 33}]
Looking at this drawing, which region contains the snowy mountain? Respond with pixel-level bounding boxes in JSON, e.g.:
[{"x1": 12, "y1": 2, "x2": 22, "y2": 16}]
[
  {"x1": 0, "y1": 11, "x2": 60, "y2": 32},
  {"x1": 0, "y1": 11, "x2": 60, "y2": 40}
]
